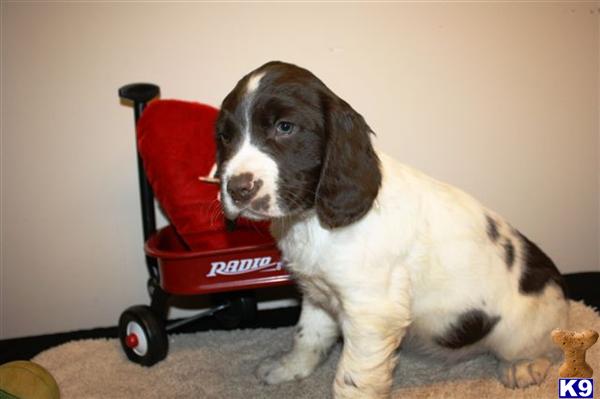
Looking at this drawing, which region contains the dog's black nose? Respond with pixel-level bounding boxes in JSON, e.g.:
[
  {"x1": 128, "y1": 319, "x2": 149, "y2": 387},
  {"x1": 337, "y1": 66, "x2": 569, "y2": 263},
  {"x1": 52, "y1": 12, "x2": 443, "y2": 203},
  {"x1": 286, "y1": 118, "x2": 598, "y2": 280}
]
[{"x1": 227, "y1": 173, "x2": 261, "y2": 205}]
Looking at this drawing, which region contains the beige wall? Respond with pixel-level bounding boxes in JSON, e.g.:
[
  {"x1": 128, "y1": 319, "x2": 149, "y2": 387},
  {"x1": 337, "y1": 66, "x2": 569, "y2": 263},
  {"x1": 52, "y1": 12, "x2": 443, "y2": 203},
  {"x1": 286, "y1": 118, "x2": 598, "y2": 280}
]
[{"x1": 1, "y1": 2, "x2": 598, "y2": 339}]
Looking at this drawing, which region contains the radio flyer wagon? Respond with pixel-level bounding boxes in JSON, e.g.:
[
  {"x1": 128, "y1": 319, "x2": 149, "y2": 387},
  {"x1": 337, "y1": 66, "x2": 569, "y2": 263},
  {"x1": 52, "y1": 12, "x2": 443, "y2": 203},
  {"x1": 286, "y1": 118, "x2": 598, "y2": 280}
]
[{"x1": 117, "y1": 83, "x2": 294, "y2": 366}]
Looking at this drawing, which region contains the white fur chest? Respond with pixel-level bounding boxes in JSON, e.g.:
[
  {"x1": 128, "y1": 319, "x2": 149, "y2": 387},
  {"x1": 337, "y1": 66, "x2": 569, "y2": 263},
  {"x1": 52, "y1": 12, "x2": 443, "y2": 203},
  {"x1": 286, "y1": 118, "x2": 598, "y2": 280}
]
[
  {"x1": 271, "y1": 214, "x2": 343, "y2": 314},
  {"x1": 272, "y1": 213, "x2": 326, "y2": 271}
]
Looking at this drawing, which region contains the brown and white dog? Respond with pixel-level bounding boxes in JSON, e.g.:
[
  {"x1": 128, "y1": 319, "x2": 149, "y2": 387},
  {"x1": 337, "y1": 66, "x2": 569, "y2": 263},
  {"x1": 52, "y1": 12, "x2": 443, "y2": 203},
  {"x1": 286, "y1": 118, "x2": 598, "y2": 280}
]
[{"x1": 215, "y1": 61, "x2": 569, "y2": 398}]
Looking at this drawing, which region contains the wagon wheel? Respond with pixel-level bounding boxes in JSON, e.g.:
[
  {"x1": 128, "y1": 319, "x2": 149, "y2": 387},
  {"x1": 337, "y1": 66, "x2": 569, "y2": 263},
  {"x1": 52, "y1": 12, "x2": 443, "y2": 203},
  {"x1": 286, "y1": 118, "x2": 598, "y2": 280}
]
[
  {"x1": 118, "y1": 305, "x2": 168, "y2": 366},
  {"x1": 213, "y1": 291, "x2": 257, "y2": 329}
]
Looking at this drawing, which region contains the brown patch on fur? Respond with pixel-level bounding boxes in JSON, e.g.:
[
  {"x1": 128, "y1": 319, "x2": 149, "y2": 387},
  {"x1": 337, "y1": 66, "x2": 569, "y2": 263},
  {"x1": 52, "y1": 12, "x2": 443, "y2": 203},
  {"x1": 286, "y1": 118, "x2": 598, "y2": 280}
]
[{"x1": 251, "y1": 194, "x2": 270, "y2": 212}]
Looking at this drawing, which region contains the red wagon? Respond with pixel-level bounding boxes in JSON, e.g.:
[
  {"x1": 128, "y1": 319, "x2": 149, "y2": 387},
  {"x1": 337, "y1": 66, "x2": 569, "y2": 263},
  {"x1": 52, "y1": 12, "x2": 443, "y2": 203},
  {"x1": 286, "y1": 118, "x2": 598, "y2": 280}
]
[{"x1": 117, "y1": 84, "x2": 294, "y2": 366}]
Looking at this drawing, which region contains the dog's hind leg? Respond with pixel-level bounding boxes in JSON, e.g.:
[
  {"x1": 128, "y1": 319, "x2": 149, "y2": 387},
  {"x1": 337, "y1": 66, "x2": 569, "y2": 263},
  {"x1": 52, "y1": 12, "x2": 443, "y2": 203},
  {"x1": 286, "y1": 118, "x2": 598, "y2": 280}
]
[
  {"x1": 497, "y1": 357, "x2": 552, "y2": 388},
  {"x1": 491, "y1": 285, "x2": 568, "y2": 388}
]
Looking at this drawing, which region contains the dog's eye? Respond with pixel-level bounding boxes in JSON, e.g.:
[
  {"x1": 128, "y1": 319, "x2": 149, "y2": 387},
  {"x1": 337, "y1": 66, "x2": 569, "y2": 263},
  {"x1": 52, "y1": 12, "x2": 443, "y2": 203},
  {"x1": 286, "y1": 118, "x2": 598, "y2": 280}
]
[
  {"x1": 276, "y1": 121, "x2": 295, "y2": 136},
  {"x1": 218, "y1": 131, "x2": 232, "y2": 144}
]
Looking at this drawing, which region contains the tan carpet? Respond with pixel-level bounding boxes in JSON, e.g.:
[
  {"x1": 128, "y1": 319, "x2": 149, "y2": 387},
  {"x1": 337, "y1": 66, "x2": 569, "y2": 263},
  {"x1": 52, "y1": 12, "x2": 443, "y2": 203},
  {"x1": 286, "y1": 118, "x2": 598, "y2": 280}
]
[{"x1": 33, "y1": 300, "x2": 599, "y2": 399}]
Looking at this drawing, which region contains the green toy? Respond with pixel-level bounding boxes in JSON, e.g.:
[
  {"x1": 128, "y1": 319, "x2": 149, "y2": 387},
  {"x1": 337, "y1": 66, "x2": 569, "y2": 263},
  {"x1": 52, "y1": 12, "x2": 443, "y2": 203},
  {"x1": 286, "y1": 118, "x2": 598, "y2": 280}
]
[{"x1": 0, "y1": 361, "x2": 59, "y2": 399}]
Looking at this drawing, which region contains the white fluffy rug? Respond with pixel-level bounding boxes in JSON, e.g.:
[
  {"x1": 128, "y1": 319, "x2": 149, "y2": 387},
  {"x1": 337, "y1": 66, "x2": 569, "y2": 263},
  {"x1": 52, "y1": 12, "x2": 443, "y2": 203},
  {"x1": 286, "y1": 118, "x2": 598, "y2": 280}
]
[{"x1": 33, "y1": 301, "x2": 599, "y2": 399}]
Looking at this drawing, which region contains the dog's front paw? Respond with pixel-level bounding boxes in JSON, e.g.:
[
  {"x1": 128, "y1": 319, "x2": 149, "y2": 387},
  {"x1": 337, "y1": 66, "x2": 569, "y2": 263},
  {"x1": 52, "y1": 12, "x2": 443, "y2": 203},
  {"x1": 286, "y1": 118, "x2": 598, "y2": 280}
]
[{"x1": 256, "y1": 354, "x2": 312, "y2": 385}]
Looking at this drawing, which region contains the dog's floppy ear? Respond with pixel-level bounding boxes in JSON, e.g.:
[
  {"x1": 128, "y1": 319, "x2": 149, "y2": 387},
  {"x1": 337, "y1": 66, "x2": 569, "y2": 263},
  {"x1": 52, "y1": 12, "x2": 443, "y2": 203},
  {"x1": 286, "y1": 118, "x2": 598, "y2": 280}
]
[{"x1": 315, "y1": 94, "x2": 382, "y2": 228}]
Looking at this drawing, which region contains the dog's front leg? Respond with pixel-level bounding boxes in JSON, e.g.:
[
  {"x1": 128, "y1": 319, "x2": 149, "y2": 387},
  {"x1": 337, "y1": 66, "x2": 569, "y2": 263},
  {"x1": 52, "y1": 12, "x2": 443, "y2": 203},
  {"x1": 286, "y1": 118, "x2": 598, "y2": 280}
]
[
  {"x1": 334, "y1": 300, "x2": 410, "y2": 399},
  {"x1": 256, "y1": 297, "x2": 339, "y2": 384}
]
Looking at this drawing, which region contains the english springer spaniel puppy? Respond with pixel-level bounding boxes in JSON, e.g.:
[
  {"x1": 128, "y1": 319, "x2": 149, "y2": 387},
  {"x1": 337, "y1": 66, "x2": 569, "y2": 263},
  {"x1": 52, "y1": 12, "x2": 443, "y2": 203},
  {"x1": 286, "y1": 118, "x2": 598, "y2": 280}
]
[{"x1": 215, "y1": 61, "x2": 569, "y2": 398}]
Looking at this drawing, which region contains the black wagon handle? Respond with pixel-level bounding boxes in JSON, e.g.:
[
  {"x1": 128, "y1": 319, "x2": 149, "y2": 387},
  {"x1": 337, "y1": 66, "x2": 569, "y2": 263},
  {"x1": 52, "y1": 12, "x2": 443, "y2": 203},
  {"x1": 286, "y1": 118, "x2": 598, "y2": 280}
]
[
  {"x1": 119, "y1": 83, "x2": 160, "y2": 111},
  {"x1": 119, "y1": 83, "x2": 161, "y2": 281}
]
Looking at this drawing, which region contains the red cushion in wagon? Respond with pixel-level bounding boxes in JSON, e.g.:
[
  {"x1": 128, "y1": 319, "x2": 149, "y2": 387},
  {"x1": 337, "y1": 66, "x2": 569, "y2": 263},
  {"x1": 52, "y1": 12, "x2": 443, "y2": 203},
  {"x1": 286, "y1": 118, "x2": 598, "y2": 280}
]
[{"x1": 137, "y1": 99, "x2": 271, "y2": 251}]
